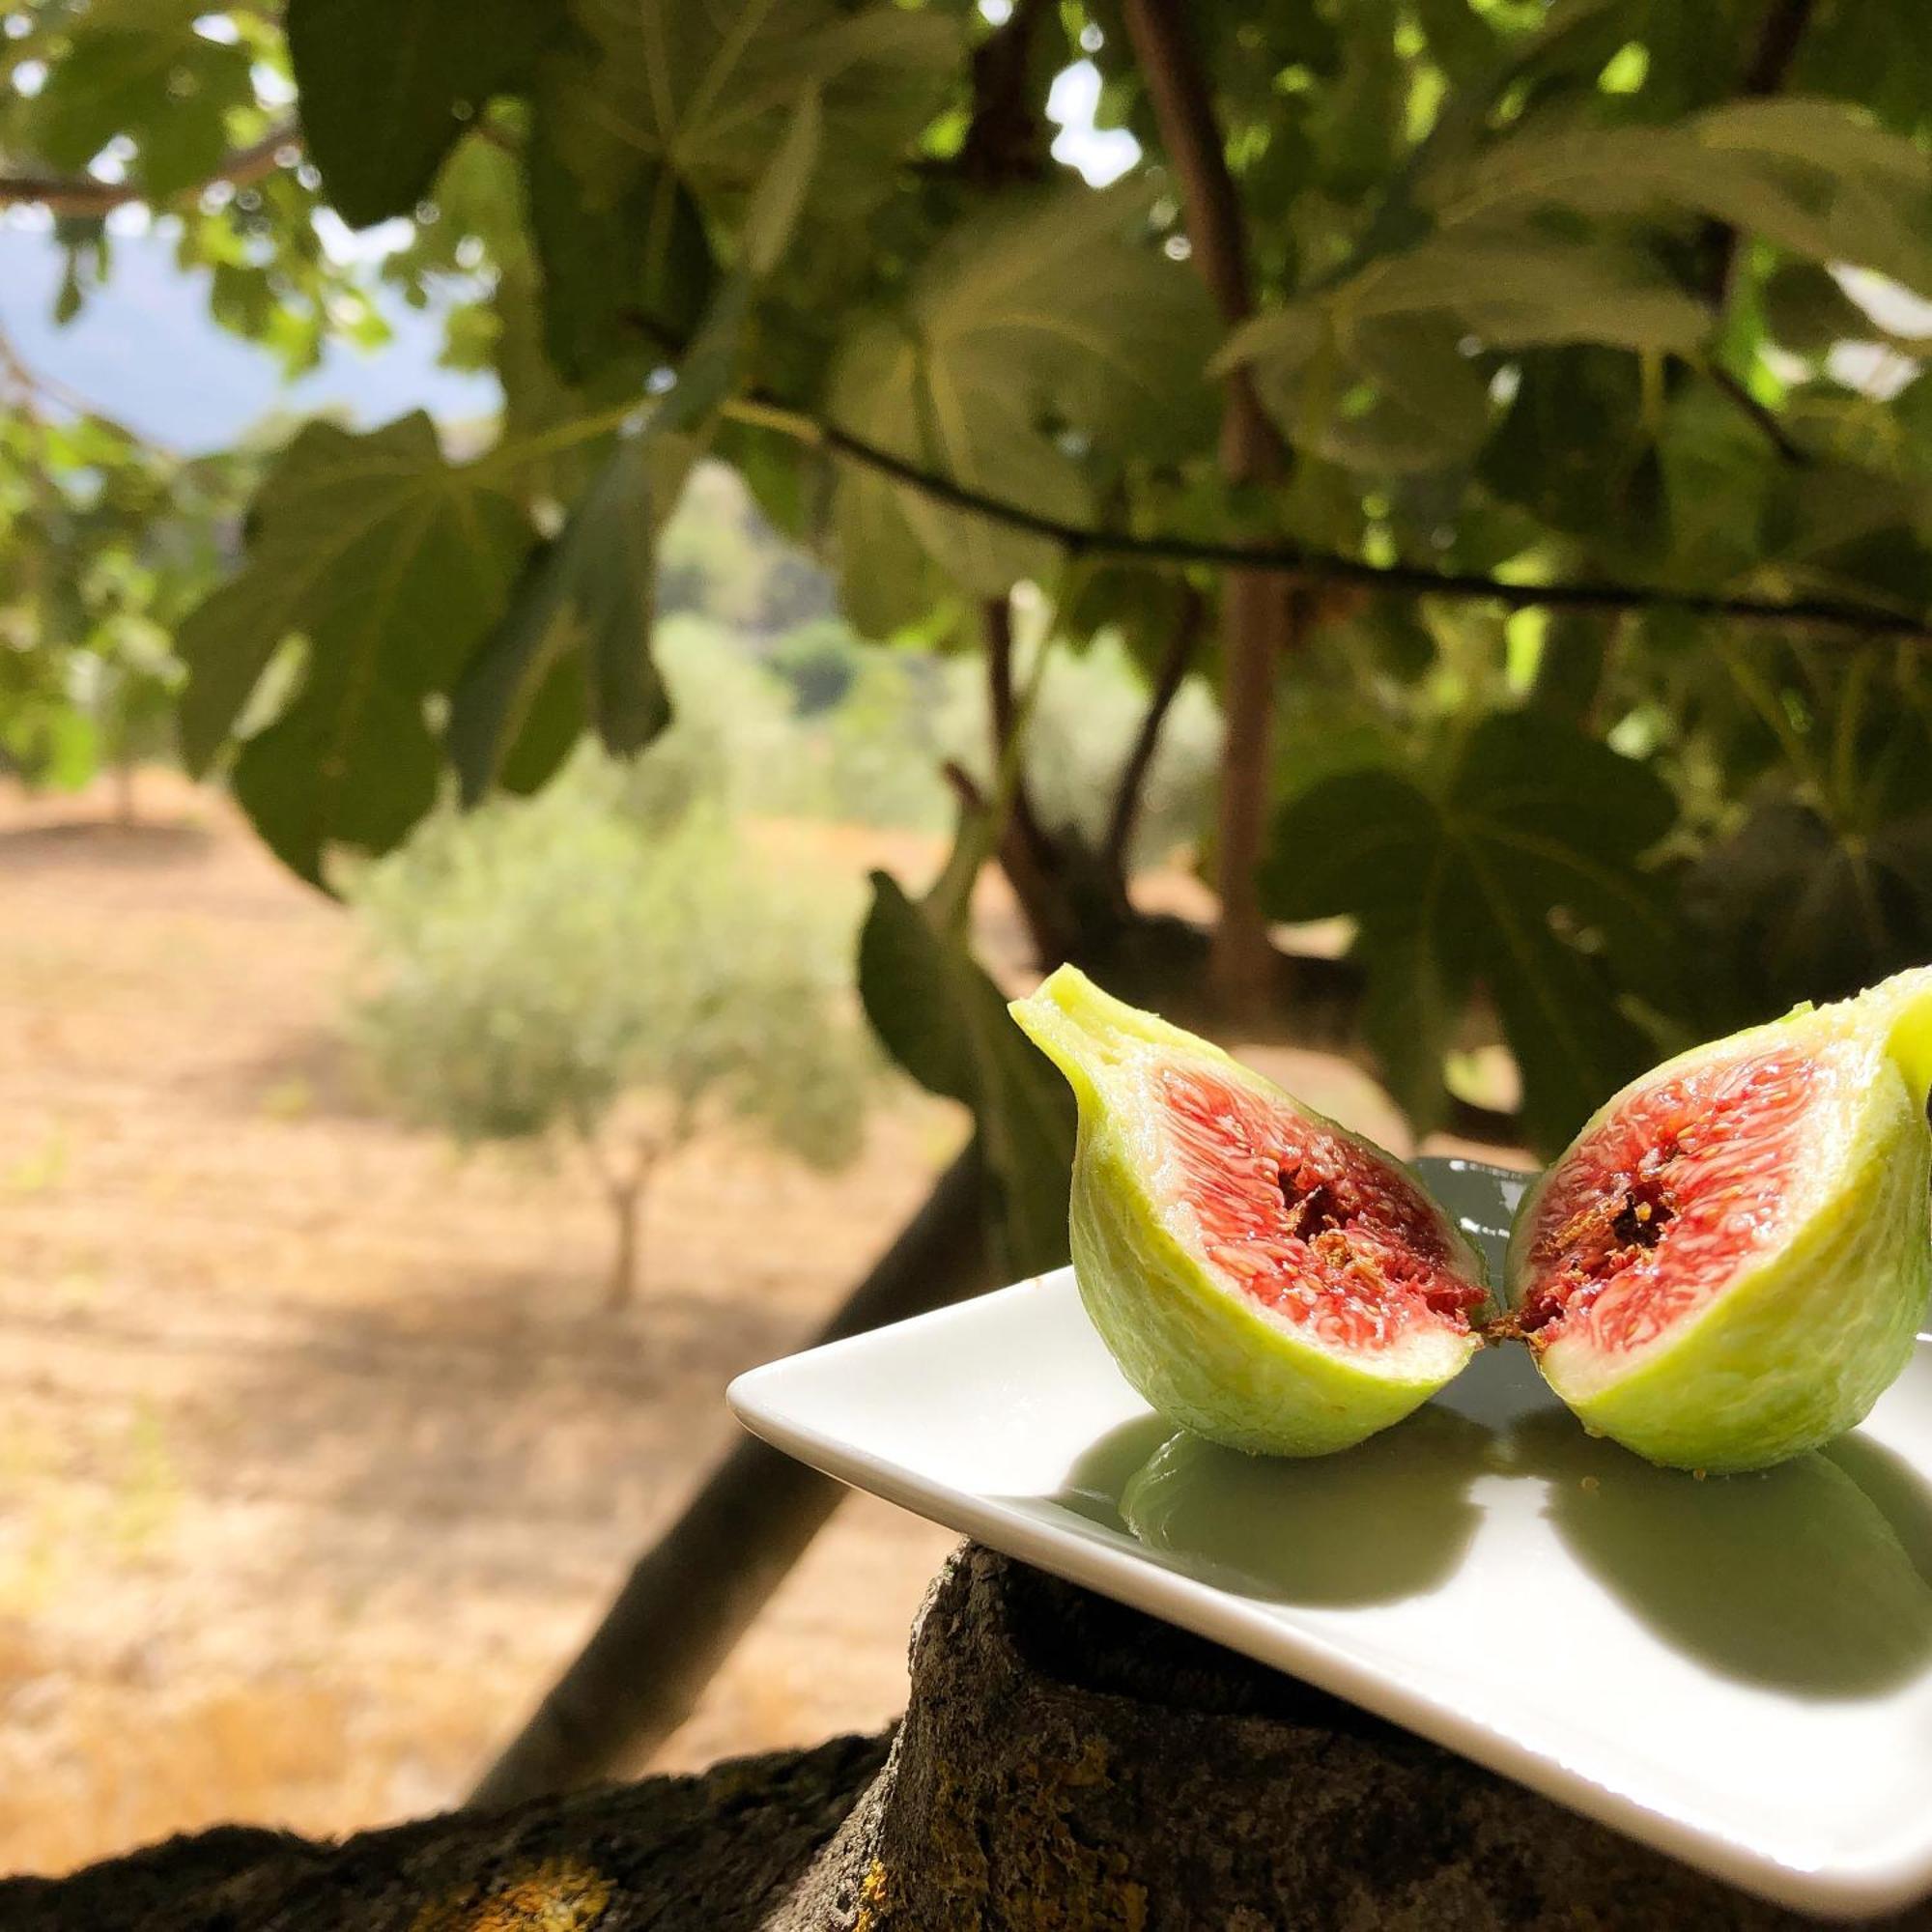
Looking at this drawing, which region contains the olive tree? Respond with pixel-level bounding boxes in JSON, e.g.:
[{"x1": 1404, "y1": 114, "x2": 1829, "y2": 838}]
[{"x1": 347, "y1": 764, "x2": 878, "y2": 1309}]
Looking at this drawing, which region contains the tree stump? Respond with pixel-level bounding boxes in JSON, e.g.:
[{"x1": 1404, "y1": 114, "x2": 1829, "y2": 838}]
[{"x1": 6, "y1": 1546, "x2": 1924, "y2": 1930}]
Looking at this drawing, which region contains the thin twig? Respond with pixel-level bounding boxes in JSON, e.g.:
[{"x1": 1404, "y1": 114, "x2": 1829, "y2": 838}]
[
  {"x1": 0, "y1": 321, "x2": 185, "y2": 458},
  {"x1": 584, "y1": 269, "x2": 1932, "y2": 644},
  {"x1": 1701, "y1": 0, "x2": 1814, "y2": 308},
  {"x1": 487, "y1": 384, "x2": 1931, "y2": 642},
  {"x1": 1102, "y1": 583, "x2": 1207, "y2": 884},
  {"x1": 800, "y1": 413, "x2": 1930, "y2": 642},
  {"x1": 1704, "y1": 362, "x2": 1811, "y2": 467},
  {"x1": 0, "y1": 122, "x2": 298, "y2": 214}
]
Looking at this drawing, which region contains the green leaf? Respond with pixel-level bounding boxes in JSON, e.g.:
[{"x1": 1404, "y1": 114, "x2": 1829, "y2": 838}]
[
  {"x1": 527, "y1": 0, "x2": 952, "y2": 388},
  {"x1": 1422, "y1": 99, "x2": 1932, "y2": 296},
  {"x1": 859, "y1": 870, "x2": 1074, "y2": 1280},
  {"x1": 1684, "y1": 785, "x2": 1932, "y2": 1021},
  {"x1": 1655, "y1": 376, "x2": 1776, "y2": 585},
  {"x1": 743, "y1": 87, "x2": 823, "y2": 278},
  {"x1": 494, "y1": 651, "x2": 588, "y2": 799},
  {"x1": 1689, "y1": 797, "x2": 1932, "y2": 1019},
  {"x1": 447, "y1": 431, "x2": 692, "y2": 803},
  {"x1": 827, "y1": 184, "x2": 1215, "y2": 608},
  {"x1": 452, "y1": 91, "x2": 819, "y2": 804},
  {"x1": 28, "y1": 7, "x2": 255, "y2": 201},
  {"x1": 1410, "y1": 0, "x2": 1500, "y2": 84},
  {"x1": 1760, "y1": 262, "x2": 1880, "y2": 356},
  {"x1": 1479, "y1": 346, "x2": 1667, "y2": 566},
  {"x1": 550, "y1": 0, "x2": 956, "y2": 225},
  {"x1": 1227, "y1": 232, "x2": 1708, "y2": 368},
  {"x1": 286, "y1": 0, "x2": 554, "y2": 226},
  {"x1": 1262, "y1": 712, "x2": 1685, "y2": 1153},
  {"x1": 174, "y1": 413, "x2": 529, "y2": 880},
  {"x1": 1221, "y1": 225, "x2": 1708, "y2": 470},
  {"x1": 829, "y1": 428, "x2": 952, "y2": 639},
  {"x1": 526, "y1": 99, "x2": 715, "y2": 384},
  {"x1": 231, "y1": 677, "x2": 443, "y2": 888}
]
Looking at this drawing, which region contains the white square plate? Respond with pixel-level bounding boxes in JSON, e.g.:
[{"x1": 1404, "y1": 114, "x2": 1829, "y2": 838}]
[{"x1": 728, "y1": 1157, "x2": 1932, "y2": 1920}]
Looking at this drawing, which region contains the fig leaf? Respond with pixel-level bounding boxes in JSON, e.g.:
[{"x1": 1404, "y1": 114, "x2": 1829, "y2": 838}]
[{"x1": 1262, "y1": 709, "x2": 1682, "y2": 1155}]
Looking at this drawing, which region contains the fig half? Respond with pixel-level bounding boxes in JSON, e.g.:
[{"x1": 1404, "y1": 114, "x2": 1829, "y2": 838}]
[
  {"x1": 1010, "y1": 966, "x2": 1491, "y2": 1457},
  {"x1": 1503, "y1": 968, "x2": 1932, "y2": 1473}
]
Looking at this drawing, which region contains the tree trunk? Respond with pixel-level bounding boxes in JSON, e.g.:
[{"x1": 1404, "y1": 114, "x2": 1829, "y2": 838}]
[
  {"x1": 1209, "y1": 566, "x2": 1295, "y2": 1015},
  {"x1": 1119, "y1": 0, "x2": 1292, "y2": 1020},
  {"x1": 606, "y1": 1177, "x2": 644, "y2": 1311},
  {"x1": 467, "y1": 1141, "x2": 990, "y2": 1809},
  {"x1": 23, "y1": 1547, "x2": 1916, "y2": 1930},
  {"x1": 111, "y1": 756, "x2": 137, "y2": 829},
  {"x1": 590, "y1": 1135, "x2": 659, "y2": 1313}
]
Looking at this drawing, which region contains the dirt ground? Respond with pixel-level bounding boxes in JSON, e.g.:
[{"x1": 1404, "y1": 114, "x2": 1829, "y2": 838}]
[{"x1": 0, "y1": 772, "x2": 1506, "y2": 1879}]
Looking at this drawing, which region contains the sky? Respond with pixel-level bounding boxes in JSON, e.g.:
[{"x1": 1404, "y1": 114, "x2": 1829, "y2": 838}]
[{"x1": 0, "y1": 219, "x2": 500, "y2": 453}]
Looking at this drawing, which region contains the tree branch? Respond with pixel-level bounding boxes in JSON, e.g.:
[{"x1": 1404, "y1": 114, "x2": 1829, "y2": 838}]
[
  {"x1": 1705, "y1": 361, "x2": 1811, "y2": 467},
  {"x1": 985, "y1": 592, "x2": 1023, "y2": 756},
  {"x1": 1119, "y1": 0, "x2": 1293, "y2": 1014},
  {"x1": 1701, "y1": 0, "x2": 1814, "y2": 307},
  {"x1": 799, "y1": 412, "x2": 1932, "y2": 643},
  {"x1": 697, "y1": 322, "x2": 1915, "y2": 650},
  {"x1": 0, "y1": 122, "x2": 298, "y2": 214},
  {"x1": 957, "y1": 0, "x2": 1054, "y2": 188},
  {"x1": 1118, "y1": 2, "x2": 1261, "y2": 330},
  {"x1": 1103, "y1": 583, "x2": 1207, "y2": 885}
]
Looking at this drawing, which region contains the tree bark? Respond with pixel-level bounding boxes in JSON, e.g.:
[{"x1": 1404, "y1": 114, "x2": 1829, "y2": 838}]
[
  {"x1": 606, "y1": 1179, "x2": 643, "y2": 1311},
  {"x1": 467, "y1": 1142, "x2": 990, "y2": 1810},
  {"x1": 0, "y1": 1735, "x2": 889, "y2": 1932},
  {"x1": 1210, "y1": 570, "x2": 1299, "y2": 1013},
  {"x1": 1119, "y1": 0, "x2": 1292, "y2": 1019},
  {"x1": 23, "y1": 1547, "x2": 1922, "y2": 1930},
  {"x1": 0, "y1": 124, "x2": 296, "y2": 214}
]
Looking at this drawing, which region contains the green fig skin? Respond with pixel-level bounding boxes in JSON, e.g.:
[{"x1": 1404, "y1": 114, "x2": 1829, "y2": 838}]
[
  {"x1": 1011, "y1": 966, "x2": 1490, "y2": 1458},
  {"x1": 1507, "y1": 970, "x2": 1932, "y2": 1475}
]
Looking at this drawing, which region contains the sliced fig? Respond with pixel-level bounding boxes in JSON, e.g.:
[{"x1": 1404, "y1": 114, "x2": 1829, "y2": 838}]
[
  {"x1": 1009, "y1": 966, "x2": 1492, "y2": 1457},
  {"x1": 1503, "y1": 968, "x2": 1932, "y2": 1474}
]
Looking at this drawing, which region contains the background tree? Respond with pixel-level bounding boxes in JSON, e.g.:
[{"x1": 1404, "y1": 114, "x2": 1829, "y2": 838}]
[
  {"x1": 0, "y1": 361, "x2": 254, "y2": 814},
  {"x1": 347, "y1": 755, "x2": 880, "y2": 1309}
]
